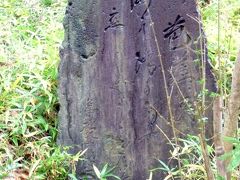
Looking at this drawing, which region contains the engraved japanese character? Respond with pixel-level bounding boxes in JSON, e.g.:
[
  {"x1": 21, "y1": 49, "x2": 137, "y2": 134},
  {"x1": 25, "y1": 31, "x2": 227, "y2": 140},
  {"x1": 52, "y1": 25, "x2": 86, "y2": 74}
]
[
  {"x1": 131, "y1": 0, "x2": 143, "y2": 10},
  {"x1": 135, "y1": 51, "x2": 146, "y2": 73},
  {"x1": 140, "y1": 0, "x2": 151, "y2": 20},
  {"x1": 138, "y1": 21, "x2": 146, "y2": 33},
  {"x1": 139, "y1": 0, "x2": 152, "y2": 33},
  {"x1": 104, "y1": 7, "x2": 124, "y2": 31},
  {"x1": 163, "y1": 15, "x2": 185, "y2": 40},
  {"x1": 163, "y1": 15, "x2": 191, "y2": 50}
]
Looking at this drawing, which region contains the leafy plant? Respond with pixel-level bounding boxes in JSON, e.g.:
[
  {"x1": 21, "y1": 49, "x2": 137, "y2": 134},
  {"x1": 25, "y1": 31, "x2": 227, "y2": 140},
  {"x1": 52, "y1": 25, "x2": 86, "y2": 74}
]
[
  {"x1": 150, "y1": 135, "x2": 213, "y2": 180},
  {"x1": 93, "y1": 164, "x2": 121, "y2": 180},
  {"x1": 41, "y1": 0, "x2": 53, "y2": 7},
  {"x1": 0, "y1": 0, "x2": 81, "y2": 179},
  {"x1": 220, "y1": 137, "x2": 240, "y2": 172},
  {"x1": 0, "y1": 0, "x2": 239, "y2": 179},
  {"x1": 34, "y1": 147, "x2": 86, "y2": 179}
]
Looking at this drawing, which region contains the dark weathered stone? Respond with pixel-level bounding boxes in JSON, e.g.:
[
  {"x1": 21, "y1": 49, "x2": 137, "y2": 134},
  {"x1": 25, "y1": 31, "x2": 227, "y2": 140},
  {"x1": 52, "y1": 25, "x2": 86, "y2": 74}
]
[{"x1": 57, "y1": 0, "x2": 217, "y2": 179}]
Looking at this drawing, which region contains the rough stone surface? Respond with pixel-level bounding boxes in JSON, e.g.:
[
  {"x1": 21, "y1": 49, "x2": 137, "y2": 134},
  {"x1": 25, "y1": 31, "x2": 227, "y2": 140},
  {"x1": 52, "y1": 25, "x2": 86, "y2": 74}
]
[{"x1": 57, "y1": 0, "x2": 217, "y2": 179}]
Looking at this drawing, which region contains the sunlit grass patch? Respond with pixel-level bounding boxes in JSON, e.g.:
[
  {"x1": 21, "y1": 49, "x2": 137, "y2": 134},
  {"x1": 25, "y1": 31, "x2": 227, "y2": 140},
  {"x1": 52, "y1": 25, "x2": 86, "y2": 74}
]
[{"x1": 0, "y1": 0, "x2": 82, "y2": 179}]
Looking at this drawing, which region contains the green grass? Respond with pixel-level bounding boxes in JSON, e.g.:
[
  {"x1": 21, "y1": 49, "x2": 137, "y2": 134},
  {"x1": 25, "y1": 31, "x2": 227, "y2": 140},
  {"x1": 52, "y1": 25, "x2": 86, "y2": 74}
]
[
  {"x1": 0, "y1": 0, "x2": 82, "y2": 179},
  {"x1": 200, "y1": 0, "x2": 240, "y2": 92},
  {"x1": 201, "y1": 0, "x2": 240, "y2": 60},
  {"x1": 0, "y1": 0, "x2": 239, "y2": 179}
]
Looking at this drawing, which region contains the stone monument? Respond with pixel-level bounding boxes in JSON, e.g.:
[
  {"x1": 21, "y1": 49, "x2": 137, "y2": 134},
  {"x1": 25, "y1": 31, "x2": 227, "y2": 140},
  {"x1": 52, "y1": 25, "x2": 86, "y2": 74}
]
[{"x1": 58, "y1": 0, "x2": 216, "y2": 179}]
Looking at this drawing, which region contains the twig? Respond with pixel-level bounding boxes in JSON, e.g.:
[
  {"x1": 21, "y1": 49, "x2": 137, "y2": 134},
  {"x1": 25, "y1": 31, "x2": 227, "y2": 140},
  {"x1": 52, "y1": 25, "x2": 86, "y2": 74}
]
[
  {"x1": 199, "y1": 133, "x2": 215, "y2": 180},
  {"x1": 143, "y1": 1, "x2": 182, "y2": 178},
  {"x1": 149, "y1": 105, "x2": 186, "y2": 136}
]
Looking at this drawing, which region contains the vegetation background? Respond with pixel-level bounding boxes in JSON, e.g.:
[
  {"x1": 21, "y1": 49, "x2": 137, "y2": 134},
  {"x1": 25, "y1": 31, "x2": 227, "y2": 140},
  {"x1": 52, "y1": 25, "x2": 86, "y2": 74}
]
[{"x1": 0, "y1": 0, "x2": 239, "y2": 179}]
